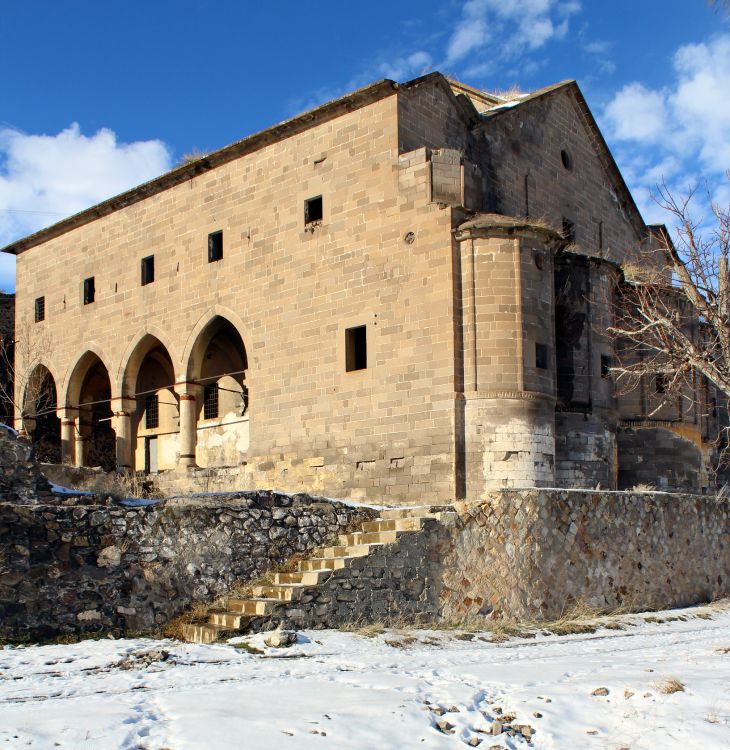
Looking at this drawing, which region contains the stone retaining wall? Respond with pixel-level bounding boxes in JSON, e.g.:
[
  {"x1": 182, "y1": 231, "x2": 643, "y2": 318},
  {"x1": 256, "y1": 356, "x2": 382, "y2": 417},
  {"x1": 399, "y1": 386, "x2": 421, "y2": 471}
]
[
  {"x1": 440, "y1": 489, "x2": 730, "y2": 620},
  {"x1": 0, "y1": 492, "x2": 374, "y2": 640},
  {"x1": 227, "y1": 489, "x2": 730, "y2": 632},
  {"x1": 2, "y1": 482, "x2": 728, "y2": 640}
]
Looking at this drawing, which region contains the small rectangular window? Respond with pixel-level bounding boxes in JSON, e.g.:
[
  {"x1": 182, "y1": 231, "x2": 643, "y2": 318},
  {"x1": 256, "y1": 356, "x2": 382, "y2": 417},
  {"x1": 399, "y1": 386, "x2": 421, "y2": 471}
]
[
  {"x1": 562, "y1": 217, "x2": 575, "y2": 243},
  {"x1": 305, "y1": 195, "x2": 323, "y2": 225},
  {"x1": 345, "y1": 325, "x2": 367, "y2": 372},
  {"x1": 655, "y1": 373, "x2": 668, "y2": 394},
  {"x1": 145, "y1": 394, "x2": 159, "y2": 429},
  {"x1": 141, "y1": 255, "x2": 155, "y2": 286},
  {"x1": 600, "y1": 354, "x2": 611, "y2": 379},
  {"x1": 535, "y1": 342, "x2": 548, "y2": 370},
  {"x1": 203, "y1": 383, "x2": 219, "y2": 420},
  {"x1": 208, "y1": 231, "x2": 223, "y2": 262},
  {"x1": 34, "y1": 296, "x2": 45, "y2": 323},
  {"x1": 83, "y1": 277, "x2": 95, "y2": 305}
]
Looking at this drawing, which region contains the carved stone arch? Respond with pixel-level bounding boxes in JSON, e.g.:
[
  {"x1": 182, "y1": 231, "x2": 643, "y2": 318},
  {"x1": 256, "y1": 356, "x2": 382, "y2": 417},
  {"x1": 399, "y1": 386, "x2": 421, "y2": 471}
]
[
  {"x1": 62, "y1": 345, "x2": 115, "y2": 408},
  {"x1": 21, "y1": 363, "x2": 61, "y2": 461},
  {"x1": 182, "y1": 306, "x2": 254, "y2": 384},
  {"x1": 117, "y1": 328, "x2": 181, "y2": 396}
]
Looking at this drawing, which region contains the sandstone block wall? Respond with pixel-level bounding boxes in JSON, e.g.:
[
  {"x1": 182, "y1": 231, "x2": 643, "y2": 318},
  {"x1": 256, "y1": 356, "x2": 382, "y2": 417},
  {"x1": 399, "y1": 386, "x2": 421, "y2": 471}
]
[{"x1": 0, "y1": 492, "x2": 374, "y2": 640}]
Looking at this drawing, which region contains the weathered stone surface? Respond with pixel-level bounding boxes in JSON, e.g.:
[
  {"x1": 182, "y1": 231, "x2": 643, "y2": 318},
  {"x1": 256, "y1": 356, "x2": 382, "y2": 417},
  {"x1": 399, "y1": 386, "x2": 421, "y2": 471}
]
[
  {"x1": 264, "y1": 628, "x2": 298, "y2": 648},
  {"x1": 0, "y1": 490, "x2": 374, "y2": 640},
  {"x1": 0, "y1": 430, "x2": 53, "y2": 505}
]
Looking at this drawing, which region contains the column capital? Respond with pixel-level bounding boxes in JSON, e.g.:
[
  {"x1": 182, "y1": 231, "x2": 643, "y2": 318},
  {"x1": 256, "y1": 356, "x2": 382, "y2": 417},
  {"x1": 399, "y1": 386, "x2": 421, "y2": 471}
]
[
  {"x1": 174, "y1": 381, "x2": 202, "y2": 398},
  {"x1": 110, "y1": 396, "x2": 136, "y2": 415},
  {"x1": 56, "y1": 406, "x2": 79, "y2": 421}
]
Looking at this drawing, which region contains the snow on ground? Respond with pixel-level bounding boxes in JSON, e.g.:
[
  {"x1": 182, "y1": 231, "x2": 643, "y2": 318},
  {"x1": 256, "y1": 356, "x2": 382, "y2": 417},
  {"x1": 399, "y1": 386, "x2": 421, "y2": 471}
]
[{"x1": 2, "y1": 605, "x2": 730, "y2": 749}]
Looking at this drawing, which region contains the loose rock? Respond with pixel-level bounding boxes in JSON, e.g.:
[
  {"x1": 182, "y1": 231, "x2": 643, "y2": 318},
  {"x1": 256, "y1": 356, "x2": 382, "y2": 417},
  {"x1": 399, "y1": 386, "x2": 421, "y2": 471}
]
[{"x1": 265, "y1": 627, "x2": 298, "y2": 648}]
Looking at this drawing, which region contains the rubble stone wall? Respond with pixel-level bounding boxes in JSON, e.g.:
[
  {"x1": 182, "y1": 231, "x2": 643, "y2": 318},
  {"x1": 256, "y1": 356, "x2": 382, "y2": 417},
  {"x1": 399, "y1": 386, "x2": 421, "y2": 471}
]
[
  {"x1": 439, "y1": 489, "x2": 730, "y2": 620},
  {"x1": 2, "y1": 480, "x2": 727, "y2": 641},
  {"x1": 0, "y1": 492, "x2": 374, "y2": 640}
]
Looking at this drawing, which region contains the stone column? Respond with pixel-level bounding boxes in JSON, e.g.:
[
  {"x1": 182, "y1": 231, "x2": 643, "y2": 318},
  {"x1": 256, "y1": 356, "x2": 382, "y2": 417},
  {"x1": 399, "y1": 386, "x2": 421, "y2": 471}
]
[
  {"x1": 175, "y1": 384, "x2": 200, "y2": 468},
  {"x1": 111, "y1": 397, "x2": 136, "y2": 472},
  {"x1": 74, "y1": 419, "x2": 87, "y2": 468},
  {"x1": 57, "y1": 408, "x2": 78, "y2": 465}
]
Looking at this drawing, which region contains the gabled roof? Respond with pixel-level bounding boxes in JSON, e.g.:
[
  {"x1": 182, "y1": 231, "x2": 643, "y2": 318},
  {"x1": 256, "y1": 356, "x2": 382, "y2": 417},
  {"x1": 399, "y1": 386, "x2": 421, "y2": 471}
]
[{"x1": 475, "y1": 78, "x2": 647, "y2": 238}]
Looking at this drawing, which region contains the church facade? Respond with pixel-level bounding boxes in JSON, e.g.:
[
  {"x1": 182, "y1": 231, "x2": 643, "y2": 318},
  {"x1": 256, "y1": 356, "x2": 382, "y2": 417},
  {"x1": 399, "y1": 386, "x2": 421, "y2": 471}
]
[{"x1": 3, "y1": 73, "x2": 720, "y2": 502}]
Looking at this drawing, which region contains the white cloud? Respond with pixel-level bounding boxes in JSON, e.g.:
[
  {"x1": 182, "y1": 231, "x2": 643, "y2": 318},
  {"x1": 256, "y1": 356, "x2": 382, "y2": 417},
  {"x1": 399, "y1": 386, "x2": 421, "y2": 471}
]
[
  {"x1": 445, "y1": 0, "x2": 580, "y2": 65},
  {"x1": 603, "y1": 34, "x2": 730, "y2": 229},
  {"x1": 604, "y1": 83, "x2": 668, "y2": 142},
  {"x1": 0, "y1": 124, "x2": 171, "y2": 291}
]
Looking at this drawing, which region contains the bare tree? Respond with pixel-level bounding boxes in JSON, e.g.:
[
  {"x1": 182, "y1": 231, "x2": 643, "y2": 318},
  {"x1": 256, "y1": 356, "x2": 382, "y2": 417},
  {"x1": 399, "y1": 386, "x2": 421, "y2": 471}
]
[
  {"x1": 0, "y1": 319, "x2": 56, "y2": 429},
  {"x1": 609, "y1": 176, "x2": 730, "y2": 425}
]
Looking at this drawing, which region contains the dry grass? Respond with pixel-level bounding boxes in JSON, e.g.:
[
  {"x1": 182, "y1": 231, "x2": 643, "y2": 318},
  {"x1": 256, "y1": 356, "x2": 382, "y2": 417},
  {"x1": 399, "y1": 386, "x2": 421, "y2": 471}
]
[
  {"x1": 233, "y1": 641, "x2": 264, "y2": 655},
  {"x1": 630, "y1": 482, "x2": 657, "y2": 492},
  {"x1": 492, "y1": 85, "x2": 527, "y2": 101},
  {"x1": 655, "y1": 677, "x2": 685, "y2": 694},
  {"x1": 163, "y1": 602, "x2": 211, "y2": 640},
  {"x1": 384, "y1": 634, "x2": 417, "y2": 649}
]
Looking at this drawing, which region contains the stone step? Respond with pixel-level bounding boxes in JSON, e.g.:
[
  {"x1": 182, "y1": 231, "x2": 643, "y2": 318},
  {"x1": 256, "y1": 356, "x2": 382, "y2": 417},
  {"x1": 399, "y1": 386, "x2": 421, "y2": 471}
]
[
  {"x1": 313, "y1": 543, "x2": 377, "y2": 559},
  {"x1": 208, "y1": 610, "x2": 256, "y2": 629},
  {"x1": 378, "y1": 505, "x2": 451, "y2": 520},
  {"x1": 297, "y1": 558, "x2": 347, "y2": 572},
  {"x1": 361, "y1": 517, "x2": 424, "y2": 533},
  {"x1": 251, "y1": 584, "x2": 303, "y2": 601},
  {"x1": 224, "y1": 598, "x2": 280, "y2": 616},
  {"x1": 273, "y1": 570, "x2": 332, "y2": 585},
  {"x1": 338, "y1": 530, "x2": 398, "y2": 546},
  {"x1": 182, "y1": 622, "x2": 234, "y2": 644},
  {"x1": 378, "y1": 507, "x2": 433, "y2": 520}
]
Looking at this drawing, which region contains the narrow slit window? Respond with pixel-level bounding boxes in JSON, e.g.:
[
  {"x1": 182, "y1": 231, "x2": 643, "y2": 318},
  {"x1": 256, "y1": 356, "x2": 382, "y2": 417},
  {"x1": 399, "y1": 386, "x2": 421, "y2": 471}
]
[
  {"x1": 203, "y1": 383, "x2": 219, "y2": 420},
  {"x1": 535, "y1": 342, "x2": 548, "y2": 370},
  {"x1": 600, "y1": 354, "x2": 611, "y2": 379},
  {"x1": 83, "y1": 277, "x2": 95, "y2": 305},
  {"x1": 145, "y1": 394, "x2": 159, "y2": 429},
  {"x1": 655, "y1": 374, "x2": 668, "y2": 394},
  {"x1": 208, "y1": 231, "x2": 223, "y2": 262},
  {"x1": 141, "y1": 255, "x2": 155, "y2": 286},
  {"x1": 304, "y1": 195, "x2": 323, "y2": 225},
  {"x1": 345, "y1": 325, "x2": 367, "y2": 372},
  {"x1": 34, "y1": 296, "x2": 45, "y2": 323},
  {"x1": 562, "y1": 217, "x2": 575, "y2": 243}
]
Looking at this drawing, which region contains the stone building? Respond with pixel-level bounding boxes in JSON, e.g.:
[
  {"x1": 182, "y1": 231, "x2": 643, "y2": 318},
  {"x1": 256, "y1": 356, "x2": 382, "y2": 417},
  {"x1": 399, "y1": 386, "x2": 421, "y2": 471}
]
[{"x1": 2, "y1": 73, "x2": 722, "y2": 501}]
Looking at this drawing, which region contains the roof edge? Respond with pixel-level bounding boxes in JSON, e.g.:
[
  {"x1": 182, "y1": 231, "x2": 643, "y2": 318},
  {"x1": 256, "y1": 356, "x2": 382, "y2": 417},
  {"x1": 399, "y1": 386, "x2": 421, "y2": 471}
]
[{"x1": 2, "y1": 78, "x2": 401, "y2": 256}]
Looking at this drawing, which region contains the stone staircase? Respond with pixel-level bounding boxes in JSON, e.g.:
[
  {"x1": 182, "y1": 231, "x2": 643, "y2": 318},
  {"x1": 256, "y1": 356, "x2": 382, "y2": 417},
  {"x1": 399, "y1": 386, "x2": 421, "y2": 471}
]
[{"x1": 182, "y1": 506, "x2": 444, "y2": 643}]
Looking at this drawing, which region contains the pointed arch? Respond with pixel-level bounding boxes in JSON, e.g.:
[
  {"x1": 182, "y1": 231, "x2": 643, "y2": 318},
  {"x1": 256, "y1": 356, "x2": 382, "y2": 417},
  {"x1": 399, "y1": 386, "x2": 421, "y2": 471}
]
[
  {"x1": 120, "y1": 332, "x2": 179, "y2": 472},
  {"x1": 182, "y1": 306, "x2": 254, "y2": 383},
  {"x1": 116, "y1": 327, "x2": 181, "y2": 395},
  {"x1": 62, "y1": 345, "x2": 115, "y2": 408},
  {"x1": 22, "y1": 363, "x2": 60, "y2": 462},
  {"x1": 62, "y1": 349, "x2": 116, "y2": 471}
]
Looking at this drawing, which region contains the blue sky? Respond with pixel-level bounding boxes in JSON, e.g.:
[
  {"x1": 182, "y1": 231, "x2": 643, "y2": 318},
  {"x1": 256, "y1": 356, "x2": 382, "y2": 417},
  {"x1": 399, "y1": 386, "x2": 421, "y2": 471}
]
[{"x1": 1, "y1": 0, "x2": 728, "y2": 291}]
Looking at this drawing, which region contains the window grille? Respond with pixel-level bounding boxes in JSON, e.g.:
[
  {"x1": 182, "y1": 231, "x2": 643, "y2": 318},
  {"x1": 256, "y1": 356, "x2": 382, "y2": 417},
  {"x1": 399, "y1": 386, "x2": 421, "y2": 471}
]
[
  {"x1": 204, "y1": 383, "x2": 219, "y2": 420},
  {"x1": 145, "y1": 394, "x2": 159, "y2": 429},
  {"x1": 34, "y1": 296, "x2": 45, "y2": 323}
]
